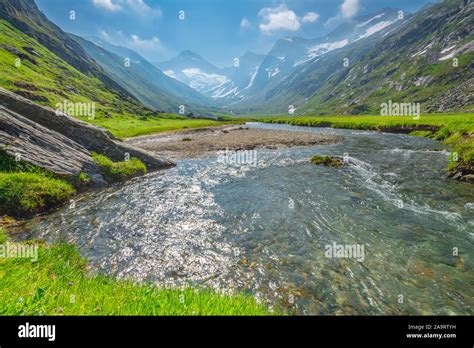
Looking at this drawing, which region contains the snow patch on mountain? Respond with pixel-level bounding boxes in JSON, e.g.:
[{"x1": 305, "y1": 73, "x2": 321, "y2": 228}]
[
  {"x1": 357, "y1": 13, "x2": 386, "y2": 27},
  {"x1": 245, "y1": 66, "x2": 259, "y2": 89},
  {"x1": 266, "y1": 67, "x2": 280, "y2": 78},
  {"x1": 295, "y1": 39, "x2": 349, "y2": 67},
  {"x1": 441, "y1": 45, "x2": 456, "y2": 54},
  {"x1": 212, "y1": 85, "x2": 238, "y2": 98},
  {"x1": 163, "y1": 69, "x2": 176, "y2": 78},
  {"x1": 182, "y1": 68, "x2": 229, "y2": 93},
  {"x1": 357, "y1": 20, "x2": 396, "y2": 40}
]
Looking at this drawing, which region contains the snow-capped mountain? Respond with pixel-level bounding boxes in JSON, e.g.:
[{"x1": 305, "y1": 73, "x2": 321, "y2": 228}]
[
  {"x1": 233, "y1": 8, "x2": 403, "y2": 106},
  {"x1": 154, "y1": 50, "x2": 264, "y2": 104},
  {"x1": 154, "y1": 9, "x2": 403, "y2": 108}
]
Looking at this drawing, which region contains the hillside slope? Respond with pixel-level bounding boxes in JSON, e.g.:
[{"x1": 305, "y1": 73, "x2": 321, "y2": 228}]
[
  {"x1": 285, "y1": 0, "x2": 474, "y2": 115},
  {"x1": 0, "y1": 18, "x2": 154, "y2": 120},
  {"x1": 71, "y1": 35, "x2": 217, "y2": 115},
  {"x1": 230, "y1": 9, "x2": 406, "y2": 113},
  {"x1": 0, "y1": 0, "x2": 132, "y2": 97}
]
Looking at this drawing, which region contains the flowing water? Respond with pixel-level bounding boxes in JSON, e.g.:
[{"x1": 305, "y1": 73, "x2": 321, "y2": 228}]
[{"x1": 23, "y1": 123, "x2": 474, "y2": 315}]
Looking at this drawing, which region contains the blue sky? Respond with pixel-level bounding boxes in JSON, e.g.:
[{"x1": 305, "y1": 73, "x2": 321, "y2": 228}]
[{"x1": 36, "y1": 0, "x2": 437, "y2": 67}]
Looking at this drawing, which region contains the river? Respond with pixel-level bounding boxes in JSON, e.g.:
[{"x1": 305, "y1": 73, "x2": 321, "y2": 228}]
[{"x1": 22, "y1": 123, "x2": 474, "y2": 315}]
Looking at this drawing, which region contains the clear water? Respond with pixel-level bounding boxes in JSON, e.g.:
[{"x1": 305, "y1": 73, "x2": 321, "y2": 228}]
[{"x1": 23, "y1": 123, "x2": 474, "y2": 315}]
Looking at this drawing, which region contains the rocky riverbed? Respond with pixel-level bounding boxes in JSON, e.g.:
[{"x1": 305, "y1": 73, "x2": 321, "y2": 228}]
[{"x1": 125, "y1": 125, "x2": 342, "y2": 161}]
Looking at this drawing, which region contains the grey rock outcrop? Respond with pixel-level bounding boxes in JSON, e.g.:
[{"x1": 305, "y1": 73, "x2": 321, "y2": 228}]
[
  {"x1": 0, "y1": 106, "x2": 106, "y2": 184},
  {"x1": 0, "y1": 87, "x2": 174, "y2": 173}
]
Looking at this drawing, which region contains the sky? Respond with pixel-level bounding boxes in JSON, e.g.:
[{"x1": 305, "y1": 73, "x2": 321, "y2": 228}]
[{"x1": 36, "y1": 0, "x2": 437, "y2": 68}]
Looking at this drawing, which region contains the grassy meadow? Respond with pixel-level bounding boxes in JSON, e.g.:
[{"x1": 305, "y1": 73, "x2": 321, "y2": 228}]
[{"x1": 87, "y1": 115, "x2": 244, "y2": 139}]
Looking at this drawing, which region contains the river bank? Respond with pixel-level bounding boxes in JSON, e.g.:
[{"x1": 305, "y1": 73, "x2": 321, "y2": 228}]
[
  {"x1": 259, "y1": 114, "x2": 474, "y2": 182},
  {"x1": 125, "y1": 125, "x2": 342, "y2": 161}
]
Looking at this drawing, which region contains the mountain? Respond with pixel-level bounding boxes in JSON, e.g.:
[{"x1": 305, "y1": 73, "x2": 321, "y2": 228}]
[
  {"x1": 0, "y1": 0, "x2": 168, "y2": 127},
  {"x1": 229, "y1": 8, "x2": 405, "y2": 112},
  {"x1": 154, "y1": 50, "x2": 230, "y2": 99},
  {"x1": 154, "y1": 50, "x2": 265, "y2": 105},
  {"x1": 73, "y1": 36, "x2": 217, "y2": 115},
  {"x1": 288, "y1": 0, "x2": 474, "y2": 115},
  {"x1": 0, "y1": 0, "x2": 131, "y2": 98}
]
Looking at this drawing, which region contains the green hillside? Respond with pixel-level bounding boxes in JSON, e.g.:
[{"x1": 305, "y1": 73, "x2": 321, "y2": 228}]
[
  {"x1": 0, "y1": 19, "x2": 153, "y2": 118},
  {"x1": 298, "y1": 0, "x2": 474, "y2": 115}
]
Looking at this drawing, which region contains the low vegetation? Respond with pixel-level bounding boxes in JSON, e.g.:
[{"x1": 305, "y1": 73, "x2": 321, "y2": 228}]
[
  {"x1": 92, "y1": 152, "x2": 147, "y2": 183},
  {"x1": 91, "y1": 116, "x2": 244, "y2": 139},
  {"x1": 0, "y1": 172, "x2": 75, "y2": 217},
  {"x1": 263, "y1": 114, "x2": 474, "y2": 178},
  {"x1": 0, "y1": 228, "x2": 273, "y2": 315},
  {"x1": 310, "y1": 155, "x2": 344, "y2": 167},
  {"x1": 0, "y1": 150, "x2": 75, "y2": 217}
]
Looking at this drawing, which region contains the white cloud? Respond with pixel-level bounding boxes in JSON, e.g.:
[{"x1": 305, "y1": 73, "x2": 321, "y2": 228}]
[
  {"x1": 302, "y1": 12, "x2": 320, "y2": 23},
  {"x1": 325, "y1": 0, "x2": 360, "y2": 27},
  {"x1": 94, "y1": 29, "x2": 173, "y2": 61},
  {"x1": 92, "y1": 0, "x2": 122, "y2": 12},
  {"x1": 240, "y1": 17, "x2": 251, "y2": 29},
  {"x1": 99, "y1": 30, "x2": 110, "y2": 40},
  {"x1": 258, "y1": 5, "x2": 319, "y2": 34},
  {"x1": 92, "y1": 0, "x2": 161, "y2": 16},
  {"x1": 129, "y1": 34, "x2": 160, "y2": 48},
  {"x1": 259, "y1": 5, "x2": 300, "y2": 34},
  {"x1": 125, "y1": 0, "x2": 162, "y2": 16},
  {"x1": 340, "y1": 0, "x2": 359, "y2": 18}
]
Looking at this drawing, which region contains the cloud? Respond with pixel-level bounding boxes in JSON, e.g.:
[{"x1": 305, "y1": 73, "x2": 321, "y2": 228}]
[
  {"x1": 125, "y1": 0, "x2": 162, "y2": 16},
  {"x1": 240, "y1": 17, "x2": 251, "y2": 29},
  {"x1": 340, "y1": 0, "x2": 359, "y2": 18},
  {"x1": 99, "y1": 30, "x2": 110, "y2": 40},
  {"x1": 92, "y1": 0, "x2": 121, "y2": 12},
  {"x1": 302, "y1": 12, "x2": 320, "y2": 23},
  {"x1": 325, "y1": 0, "x2": 360, "y2": 27},
  {"x1": 259, "y1": 5, "x2": 300, "y2": 34},
  {"x1": 129, "y1": 34, "x2": 161, "y2": 48},
  {"x1": 258, "y1": 5, "x2": 319, "y2": 35},
  {"x1": 92, "y1": 0, "x2": 161, "y2": 16}
]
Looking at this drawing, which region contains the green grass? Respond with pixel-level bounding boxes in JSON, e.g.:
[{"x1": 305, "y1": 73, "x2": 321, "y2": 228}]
[
  {"x1": 89, "y1": 116, "x2": 244, "y2": 139},
  {"x1": 261, "y1": 114, "x2": 474, "y2": 133},
  {"x1": 0, "y1": 227, "x2": 8, "y2": 244},
  {"x1": 92, "y1": 153, "x2": 147, "y2": 183},
  {"x1": 0, "y1": 20, "x2": 243, "y2": 140},
  {"x1": 0, "y1": 232, "x2": 273, "y2": 316},
  {"x1": 262, "y1": 113, "x2": 474, "y2": 175},
  {"x1": 0, "y1": 20, "x2": 142, "y2": 117},
  {"x1": 0, "y1": 172, "x2": 75, "y2": 217},
  {"x1": 0, "y1": 149, "x2": 77, "y2": 217}
]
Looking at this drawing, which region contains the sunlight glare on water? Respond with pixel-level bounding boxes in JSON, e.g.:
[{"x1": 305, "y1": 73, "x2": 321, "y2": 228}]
[{"x1": 24, "y1": 123, "x2": 474, "y2": 315}]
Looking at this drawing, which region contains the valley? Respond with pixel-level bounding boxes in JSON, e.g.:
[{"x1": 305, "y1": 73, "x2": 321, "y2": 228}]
[{"x1": 0, "y1": 0, "x2": 473, "y2": 317}]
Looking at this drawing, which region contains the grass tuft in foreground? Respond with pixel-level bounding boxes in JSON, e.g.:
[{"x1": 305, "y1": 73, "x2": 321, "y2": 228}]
[
  {"x1": 0, "y1": 149, "x2": 76, "y2": 217},
  {"x1": 0, "y1": 230, "x2": 273, "y2": 316},
  {"x1": 0, "y1": 172, "x2": 75, "y2": 217}
]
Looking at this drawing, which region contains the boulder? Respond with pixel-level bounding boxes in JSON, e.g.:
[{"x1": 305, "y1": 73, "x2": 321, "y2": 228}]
[
  {"x1": 0, "y1": 87, "x2": 174, "y2": 170},
  {"x1": 0, "y1": 105, "x2": 105, "y2": 184}
]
